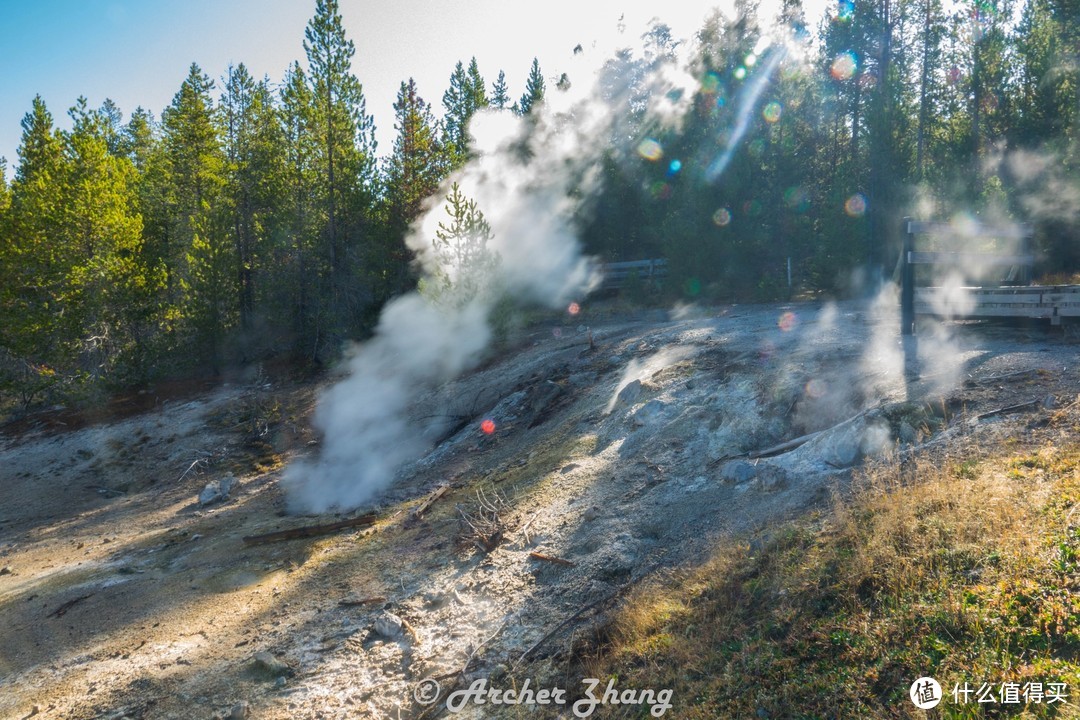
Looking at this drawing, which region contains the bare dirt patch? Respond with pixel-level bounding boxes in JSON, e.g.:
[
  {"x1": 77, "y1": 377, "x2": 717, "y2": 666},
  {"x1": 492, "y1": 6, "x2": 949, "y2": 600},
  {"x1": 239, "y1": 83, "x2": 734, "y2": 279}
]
[{"x1": 1, "y1": 301, "x2": 1077, "y2": 719}]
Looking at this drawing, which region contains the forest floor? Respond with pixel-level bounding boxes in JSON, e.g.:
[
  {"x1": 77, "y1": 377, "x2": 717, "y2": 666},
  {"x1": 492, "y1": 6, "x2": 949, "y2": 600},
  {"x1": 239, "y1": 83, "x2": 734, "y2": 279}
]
[{"x1": 1, "y1": 296, "x2": 1078, "y2": 720}]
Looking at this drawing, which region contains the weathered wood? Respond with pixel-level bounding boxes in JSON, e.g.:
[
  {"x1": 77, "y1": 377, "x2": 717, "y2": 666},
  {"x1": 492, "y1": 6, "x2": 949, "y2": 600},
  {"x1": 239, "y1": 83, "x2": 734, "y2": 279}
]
[
  {"x1": 242, "y1": 513, "x2": 378, "y2": 544},
  {"x1": 49, "y1": 593, "x2": 93, "y2": 618},
  {"x1": 975, "y1": 399, "x2": 1042, "y2": 421},
  {"x1": 747, "y1": 430, "x2": 824, "y2": 459},
  {"x1": 907, "y1": 251, "x2": 1034, "y2": 266},
  {"x1": 337, "y1": 596, "x2": 386, "y2": 608},
  {"x1": 906, "y1": 220, "x2": 1032, "y2": 239},
  {"x1": 529, "y1": 551, "x2": 575, "y2": 567},
  {"x1": 411, "y1": 485, "x2": 449, "y2": 519}
]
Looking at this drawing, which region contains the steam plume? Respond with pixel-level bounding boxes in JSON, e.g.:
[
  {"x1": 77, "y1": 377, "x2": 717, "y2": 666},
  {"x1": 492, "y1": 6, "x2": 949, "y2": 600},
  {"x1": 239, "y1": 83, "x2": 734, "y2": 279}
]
[{"x1": 284, "y1": 23, "x2": 696, "y2": 513}]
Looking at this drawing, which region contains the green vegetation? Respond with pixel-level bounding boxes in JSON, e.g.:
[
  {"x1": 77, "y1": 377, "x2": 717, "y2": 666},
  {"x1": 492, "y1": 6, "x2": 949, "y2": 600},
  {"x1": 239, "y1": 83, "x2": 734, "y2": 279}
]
[
  {"x1": 1, "y1": 0, "x2": 1079, "y2": 412},
  {"x1": 585, "y1": 433, "x2": 1080, "y2": 717}
]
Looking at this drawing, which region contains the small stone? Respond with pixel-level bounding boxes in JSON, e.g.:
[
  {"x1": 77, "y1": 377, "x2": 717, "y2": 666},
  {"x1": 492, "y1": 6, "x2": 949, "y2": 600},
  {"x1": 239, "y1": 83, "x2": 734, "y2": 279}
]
[
  {"x1": 898, "y1": 421, "x2": 917, "y2": 444},
  {"x1": 615, "y1": 379, "x2": 642, "y2": 406},
  {"x1": 373, "y1": 611, "x2": 404, "y2": 639},
  {"x1": 229, "y1": 702, "x2": 250, "y2": 719},
  {"x1": 559, "y1": 463, "x2": 580, "y2": 475},
  {"x1": 251, "y1": 651, "x2": 292, "y2": 679},
  {"x1": 582, "y1": 506, "x2": 600, "y2": 522},
  {"x1": 274, "y1": 676, "x2": 287, "y2": 689},
  {"x1": 0, "y1": 566, "x2": 12, "y2": 576},
  {"x1": 1043, "y1": 394, "x2": 1057, "y2": 410}
]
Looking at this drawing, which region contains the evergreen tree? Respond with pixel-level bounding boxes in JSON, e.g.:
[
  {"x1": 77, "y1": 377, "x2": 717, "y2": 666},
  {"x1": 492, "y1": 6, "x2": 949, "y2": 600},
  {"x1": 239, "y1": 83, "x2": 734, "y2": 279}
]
[
  {"x1": 221, "y1": 64, "x2": 287, "y2": 339},
  {"x1": 491, "y1": 70, "x2": 511, "y2": 109},
  {"x1": 421, "y1": 182, "x2": 499, "y2": 308},
  {"x1": 57, "y1": 98, "x2": 161, "y2": 381},
  {"x1": 0, "y1": 158, "x2": 9, "y2": 216},
  {"x1": 161, "y1": 63, "x2": 231, "y2": 363},
  {"x1": 2, "y1": 97, "x2": 67, "y2": 384},
  {"x1": 518, "y1": 58, "x2": 546, "y2": 115},
  {"x1": 279, "y1": 62, "x2": 322, "y2": 360},
  {"x1": 442, "y1": 58, "x2": 488, "y2": 167},
  {"x1": 387, "y1": 79, "x2": 445, "y2": 235},
  {"x1": 303, "y1": 0, "x2": 379, "y2": 343}
]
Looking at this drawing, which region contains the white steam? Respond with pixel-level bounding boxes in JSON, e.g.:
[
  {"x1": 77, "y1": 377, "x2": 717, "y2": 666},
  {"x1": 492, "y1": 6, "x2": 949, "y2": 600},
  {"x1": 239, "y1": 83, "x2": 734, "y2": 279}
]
[{"x1": 285, "y1": 22, "x2": 697, "y2": 513}]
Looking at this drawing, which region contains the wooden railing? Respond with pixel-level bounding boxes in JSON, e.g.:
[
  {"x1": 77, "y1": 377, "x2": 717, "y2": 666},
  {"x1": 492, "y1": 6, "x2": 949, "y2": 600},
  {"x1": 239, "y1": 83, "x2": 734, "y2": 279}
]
[{"x1": 599, "y1": 258, "x2": 668, "y2": 290}]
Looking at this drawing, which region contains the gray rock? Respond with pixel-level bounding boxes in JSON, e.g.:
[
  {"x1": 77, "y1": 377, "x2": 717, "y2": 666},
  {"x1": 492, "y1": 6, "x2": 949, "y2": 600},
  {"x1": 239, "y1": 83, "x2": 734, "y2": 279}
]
[
  {"x1": 720, "y1": 460, "x2": 758, "y2": 484},
  {"x1": 250, "y1": 651, "x2": 292, "y2": 679},
  {"x1": 198, "y1": 473, "x2": 237, "y2": 506},
  {"x1": 229, "y1": 702, "x2": 250, "y2": 719},
  {"x1": 1044, "y1": 394, "x2": 1057, "y2": 410},
  {"x1": 373, "y1": 611, "x2": 404, "y2": 639},
  {"x1": 898, "y1": 421, "x2": 917, "y2": 444},
  {"x1": 616, "y1": 379, "x2": 642, "y2": 406},
  {"x1": 631, "y1": 399, "x2": 668, "y2": 427}
]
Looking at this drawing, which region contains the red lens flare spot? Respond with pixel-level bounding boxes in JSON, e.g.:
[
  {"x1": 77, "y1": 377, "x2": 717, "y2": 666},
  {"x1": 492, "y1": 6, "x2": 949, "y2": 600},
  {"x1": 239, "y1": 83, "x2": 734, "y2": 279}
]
[
  {"x1": 480, "y1": 419, "x2": 496, "y2": 435},
  {"x1": 778, "y1": 311, "x2": 798, "y2": 332},
  {"x1": 568, "y1": 302, "x2": 581, "y2": 316}
]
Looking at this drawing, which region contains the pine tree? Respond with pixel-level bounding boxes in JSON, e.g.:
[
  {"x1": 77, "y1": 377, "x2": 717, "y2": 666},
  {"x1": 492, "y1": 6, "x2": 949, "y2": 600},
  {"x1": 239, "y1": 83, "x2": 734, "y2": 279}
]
[
  {"x1": 442, "y1": 58, "x2": 488, "y2": 167},
  {"x1": 57, "y1": 98, "x2": 160, "y2": 381},
  {"x1": 161, "y1": 63, "x2": 231, "y2": 362},
  {"x1": 0, "y1": 158, "x2": 9, "y2": 216},
  {"x1": 518, "y1": 58, "x2": 546, "y2": 115},
  {"x1": 278, "y1": 62, "x2": 323, "y2": 359},
  {"x1": 491, "y1": 70, "x2": 510, "y2": 109},
  {"x1": 421, "y1": 182, "x2": 499, "y2": 308},
  {"x1": 221, "y1": 64, "x2": 287, "y2": 337},
  {"x1": 3, "y1": 97, "x2": 67, "y2": 383},
  {"x1": 387, "y1": 79, "x2": 445, "y2": 234},
  {"x1": 303, "y1": 0, "x2": 378, "y2": 342}
]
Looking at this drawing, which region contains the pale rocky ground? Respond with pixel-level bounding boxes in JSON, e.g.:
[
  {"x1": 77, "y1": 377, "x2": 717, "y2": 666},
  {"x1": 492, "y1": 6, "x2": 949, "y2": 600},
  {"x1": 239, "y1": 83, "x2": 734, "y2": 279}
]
[{"x1": 1, "y1": 298, "x2": 1077, "y2": 720}]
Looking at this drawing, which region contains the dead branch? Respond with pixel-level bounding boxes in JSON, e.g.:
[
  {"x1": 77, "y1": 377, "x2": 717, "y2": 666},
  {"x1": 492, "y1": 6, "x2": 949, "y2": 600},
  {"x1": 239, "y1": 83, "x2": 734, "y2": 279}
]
[
  {"x1": 241, "y1": 513, "x2": 378, "y2": 544},
  {"x1": 529, "y1": 551, "x2": 575, "y2": 566},
  {"x1": 177, "y1": 457, "x2": 209, "y2": 484},
  {"x1": 975, "y1": 399, "x2": 1042, "y2": 421},
  {"x1": 747, "y1": 429, "x2": 823, "y2": 459},
  {"x1": 964, "y1": 369, "x2": 1039, "y2": 387},
  {"x1": 401, "y1": 616, "x2": 421, "y2": 644},
  {"x1": 519, "y1": 511, "x2": 540, "y2": 545},
  {"x1": 49, "y1": 593, "x2": 93, "y2": 618},
  {"x1": 337, "y1": 596, "x2": 386, "y2": 608}
]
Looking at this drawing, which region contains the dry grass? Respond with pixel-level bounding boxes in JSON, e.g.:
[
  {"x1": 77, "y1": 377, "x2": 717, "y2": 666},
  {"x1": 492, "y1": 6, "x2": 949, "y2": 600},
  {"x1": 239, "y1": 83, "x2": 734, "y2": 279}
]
[
  {"x1": 1037, "y1": 272, "x2": 1080, "y2": 286},
  {"x1": 580, "y1": 438, "x2": 1080, "y2": 718}
]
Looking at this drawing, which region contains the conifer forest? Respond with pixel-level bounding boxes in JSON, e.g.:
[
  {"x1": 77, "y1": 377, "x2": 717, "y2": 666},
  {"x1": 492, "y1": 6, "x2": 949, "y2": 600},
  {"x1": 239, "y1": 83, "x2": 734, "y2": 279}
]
[{"x1": 1, "y1": 0, "x2": 1077, "y2": 408}]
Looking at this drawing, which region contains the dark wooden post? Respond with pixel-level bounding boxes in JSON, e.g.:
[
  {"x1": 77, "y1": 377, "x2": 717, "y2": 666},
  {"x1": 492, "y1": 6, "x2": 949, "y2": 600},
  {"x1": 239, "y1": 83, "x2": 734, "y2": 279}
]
[{"x1": 901, "y1": 217, "x2": 915, "y2": 336}]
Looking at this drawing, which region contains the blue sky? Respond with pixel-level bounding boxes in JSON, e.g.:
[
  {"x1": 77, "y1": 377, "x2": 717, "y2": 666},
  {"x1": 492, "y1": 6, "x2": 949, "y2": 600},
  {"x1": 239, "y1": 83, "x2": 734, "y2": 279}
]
[{"x1": 0, "y1": 0, "x2": 811, "y2": 172}]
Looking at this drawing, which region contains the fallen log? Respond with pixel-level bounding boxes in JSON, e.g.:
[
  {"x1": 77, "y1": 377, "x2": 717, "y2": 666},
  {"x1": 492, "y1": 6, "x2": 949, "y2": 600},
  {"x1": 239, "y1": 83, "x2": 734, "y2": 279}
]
[
  {"x1": 242, "y1": 513, "x2": 378, "y2": 544},
  {"x1": 975, "y1": 399, "x2": 1042, "y2": 421},
  {"x1": 747, "y1": 429, "x2": 823, "y2": 459}
]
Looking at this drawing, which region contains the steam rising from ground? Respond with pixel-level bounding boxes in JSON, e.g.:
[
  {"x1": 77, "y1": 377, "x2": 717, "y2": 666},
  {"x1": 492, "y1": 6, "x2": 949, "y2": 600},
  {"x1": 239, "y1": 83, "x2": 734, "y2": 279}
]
[{"x1": 285, "y1": 23, "x2": 698, "y2": 513}]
